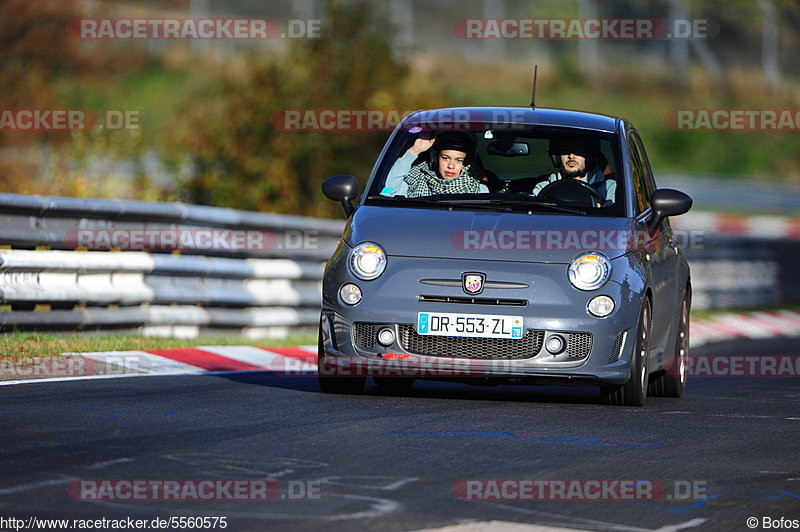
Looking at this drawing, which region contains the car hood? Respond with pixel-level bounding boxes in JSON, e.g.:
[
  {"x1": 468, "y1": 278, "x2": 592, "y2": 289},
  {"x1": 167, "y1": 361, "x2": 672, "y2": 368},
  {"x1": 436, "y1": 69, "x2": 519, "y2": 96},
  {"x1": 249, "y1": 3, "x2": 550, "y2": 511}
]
[{"x1": 343, "y1": 205, "x2": 637, "y2": 263}]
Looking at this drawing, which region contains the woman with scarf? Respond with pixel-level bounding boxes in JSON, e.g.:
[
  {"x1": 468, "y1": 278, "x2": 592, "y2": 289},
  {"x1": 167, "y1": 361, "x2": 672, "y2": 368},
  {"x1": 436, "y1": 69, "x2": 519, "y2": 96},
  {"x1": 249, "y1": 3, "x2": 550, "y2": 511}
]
[{"x1": 381, "y1": 132, "x2": 489, "y2": 197}]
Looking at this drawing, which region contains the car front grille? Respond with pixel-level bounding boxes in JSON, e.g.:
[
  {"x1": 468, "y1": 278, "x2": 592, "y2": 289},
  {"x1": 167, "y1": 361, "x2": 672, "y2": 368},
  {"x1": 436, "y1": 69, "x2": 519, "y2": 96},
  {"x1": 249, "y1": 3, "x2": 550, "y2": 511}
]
[
  {"x1": 566, "y1": 333, "x2": 592, "y2": 359},
  {"x1": 354, "y1": 322, "x2": 592, "y2": 361},
  {"x1": 418, "y1": 295, "x2": 528, "y2": 307},
  {"x1": 398, "y1": 324, "x2": 544, "y2": 359},
  {"x1": 353, "y1": 323, "x2": 376, "y2": 348}
]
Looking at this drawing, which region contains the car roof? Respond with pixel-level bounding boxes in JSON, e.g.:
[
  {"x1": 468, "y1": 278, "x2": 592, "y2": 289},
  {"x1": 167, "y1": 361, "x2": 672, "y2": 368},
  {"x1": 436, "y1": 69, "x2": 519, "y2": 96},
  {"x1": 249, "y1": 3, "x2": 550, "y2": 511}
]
[{"x1": 401, "y1": 106, "x2": 620, "y2": 134}]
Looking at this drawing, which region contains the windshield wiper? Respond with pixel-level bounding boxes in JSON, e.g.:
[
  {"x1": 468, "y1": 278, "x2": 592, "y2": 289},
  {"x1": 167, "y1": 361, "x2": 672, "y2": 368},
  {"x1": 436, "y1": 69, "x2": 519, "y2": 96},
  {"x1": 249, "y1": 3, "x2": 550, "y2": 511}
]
[
  {"x1": 366, "y1": 195, "x2": 587, "y2": 215},
  {"x1": 495, "y1": 199, "x2": 588, "y2": 215},
  {"x1": 367, "y1": 195, "x2": 442, "y2": 206},
  {"x1": 366, "y1": 195, "x2": 512, "y2": 212},
  {"x1": 436, "y1": 197, "x2": 587, "y2": 215}
]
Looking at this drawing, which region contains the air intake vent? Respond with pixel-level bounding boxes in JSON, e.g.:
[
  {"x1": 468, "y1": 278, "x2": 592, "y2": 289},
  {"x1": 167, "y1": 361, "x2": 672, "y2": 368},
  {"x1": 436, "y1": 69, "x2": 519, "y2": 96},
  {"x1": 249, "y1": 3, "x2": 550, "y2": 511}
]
[
  {"x1": 566, "y1": 333, "x2": 592, "y2": 359},
  {"x1": 353, "y1": 323, "x2": 376, "y2": 348},
  {"x1": 609, "y1": 331, "x2": 627, "y2": 363}
]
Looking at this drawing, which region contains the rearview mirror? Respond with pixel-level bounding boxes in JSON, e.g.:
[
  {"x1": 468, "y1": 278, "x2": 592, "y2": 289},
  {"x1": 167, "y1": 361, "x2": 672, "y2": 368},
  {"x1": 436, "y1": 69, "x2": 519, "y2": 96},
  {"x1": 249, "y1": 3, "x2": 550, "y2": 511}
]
[{"x1": 487, "y1": 141, "x2": 530, "y2": 156}]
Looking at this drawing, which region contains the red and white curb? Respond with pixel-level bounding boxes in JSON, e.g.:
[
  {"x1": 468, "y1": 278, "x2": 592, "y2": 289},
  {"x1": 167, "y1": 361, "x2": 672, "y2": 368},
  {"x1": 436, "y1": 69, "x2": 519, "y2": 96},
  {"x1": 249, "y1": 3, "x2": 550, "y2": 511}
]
[
  {"x1": 2, "y1": 311, "x2": 799, "y2": 385},
  {"x1": 0, "y1": 346, "x2": 317, "y2": 385},
  {"x1": 690, "y1": 310, "x2": 800, "y2": 346}
]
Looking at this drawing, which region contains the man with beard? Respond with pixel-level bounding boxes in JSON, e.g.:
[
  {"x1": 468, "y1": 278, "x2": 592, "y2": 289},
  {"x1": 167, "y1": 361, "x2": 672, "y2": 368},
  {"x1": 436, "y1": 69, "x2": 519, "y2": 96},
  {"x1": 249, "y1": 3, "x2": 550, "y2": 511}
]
[{"x1": 532, "y1": 135, "x2": 616, "y2": 206}]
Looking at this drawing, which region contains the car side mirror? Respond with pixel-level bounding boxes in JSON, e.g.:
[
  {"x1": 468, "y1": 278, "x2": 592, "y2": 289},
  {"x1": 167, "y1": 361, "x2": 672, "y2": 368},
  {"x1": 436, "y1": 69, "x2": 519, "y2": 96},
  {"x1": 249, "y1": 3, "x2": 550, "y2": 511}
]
[
  {"x1": 322, "y1": 174, "x2": 360, "y2": 217},
  {"x1": 649, "y1": 188, "x2": 692, "y2": 228}
]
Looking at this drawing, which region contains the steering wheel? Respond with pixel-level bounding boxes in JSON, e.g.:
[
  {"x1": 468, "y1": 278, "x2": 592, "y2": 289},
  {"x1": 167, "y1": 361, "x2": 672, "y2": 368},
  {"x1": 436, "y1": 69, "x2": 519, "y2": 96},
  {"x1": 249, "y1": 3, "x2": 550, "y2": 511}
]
[{"x1": 538, "y1": 178, "x2": 606, "y2": 207}]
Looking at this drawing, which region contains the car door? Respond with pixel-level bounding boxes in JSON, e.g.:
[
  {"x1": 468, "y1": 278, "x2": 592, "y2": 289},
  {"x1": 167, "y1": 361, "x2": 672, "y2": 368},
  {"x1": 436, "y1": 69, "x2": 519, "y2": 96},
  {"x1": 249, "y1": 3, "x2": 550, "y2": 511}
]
[{"x1": 628, "y1": 130, "x2": 674, "y2": 354}]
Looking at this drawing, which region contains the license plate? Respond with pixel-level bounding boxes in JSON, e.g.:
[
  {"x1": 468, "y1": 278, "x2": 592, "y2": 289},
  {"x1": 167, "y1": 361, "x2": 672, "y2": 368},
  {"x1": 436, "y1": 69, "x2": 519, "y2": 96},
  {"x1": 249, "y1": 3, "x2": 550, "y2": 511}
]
[{"x1": 417, "y1": 312, "x2": 524, "y2": 339}]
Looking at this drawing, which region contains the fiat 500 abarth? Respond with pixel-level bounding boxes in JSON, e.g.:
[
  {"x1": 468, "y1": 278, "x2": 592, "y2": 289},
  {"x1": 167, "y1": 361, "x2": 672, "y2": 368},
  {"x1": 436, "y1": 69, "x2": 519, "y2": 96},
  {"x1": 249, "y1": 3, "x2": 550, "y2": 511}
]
[{"x1": 319, "y1": 107, "x2": 692, "y2": 406}]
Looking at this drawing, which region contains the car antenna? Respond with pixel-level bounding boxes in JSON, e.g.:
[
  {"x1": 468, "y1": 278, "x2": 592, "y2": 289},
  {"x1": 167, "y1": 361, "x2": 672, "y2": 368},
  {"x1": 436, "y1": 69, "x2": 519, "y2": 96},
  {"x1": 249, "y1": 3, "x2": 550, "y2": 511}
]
[{"x1": 530, "y1": 65, "x2": 538, "y2": 109}]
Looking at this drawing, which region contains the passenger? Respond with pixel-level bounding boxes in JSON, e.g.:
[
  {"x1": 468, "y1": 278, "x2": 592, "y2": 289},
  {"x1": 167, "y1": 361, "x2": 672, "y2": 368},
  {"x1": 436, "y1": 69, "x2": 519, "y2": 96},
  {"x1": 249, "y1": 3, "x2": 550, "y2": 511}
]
[
  {"x1": 532, "y1": 135, "x2": 615, "y2": 205},
  {"x1": 381, "y1": 132, "x2": 489, "y2": 198}
]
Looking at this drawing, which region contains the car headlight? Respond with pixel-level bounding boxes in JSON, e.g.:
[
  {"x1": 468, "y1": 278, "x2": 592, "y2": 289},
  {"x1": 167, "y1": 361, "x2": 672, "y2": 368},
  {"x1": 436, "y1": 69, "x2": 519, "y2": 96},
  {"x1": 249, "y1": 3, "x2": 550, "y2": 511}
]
[
  {"x1": 568, "y1": 252, "x2": 611, "y2": 291},
  {"x1": 349, "y1": 242, "x2": 387, "y2": 280}
]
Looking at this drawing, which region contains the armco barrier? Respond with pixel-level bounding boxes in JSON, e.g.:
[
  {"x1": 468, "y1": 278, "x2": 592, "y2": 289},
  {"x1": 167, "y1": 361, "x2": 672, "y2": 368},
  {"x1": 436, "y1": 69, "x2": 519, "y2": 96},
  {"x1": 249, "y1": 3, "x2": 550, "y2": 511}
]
[
  {"x1": 0, "y1": 192, "x2": 344, "y2": 337},
  {"x1": 671, "y1": 215, "x2": 800, "y2": 311},
  {"x1": 0, "y1": 191, "x2": 798, "y2": 337}
]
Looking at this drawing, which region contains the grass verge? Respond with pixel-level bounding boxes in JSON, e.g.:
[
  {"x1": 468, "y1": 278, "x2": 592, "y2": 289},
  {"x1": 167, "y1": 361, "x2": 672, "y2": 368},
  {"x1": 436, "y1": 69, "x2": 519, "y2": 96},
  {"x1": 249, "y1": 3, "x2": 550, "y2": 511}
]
[{"x1": 1, "y1": 330, "x2": 318, "y2": 359}]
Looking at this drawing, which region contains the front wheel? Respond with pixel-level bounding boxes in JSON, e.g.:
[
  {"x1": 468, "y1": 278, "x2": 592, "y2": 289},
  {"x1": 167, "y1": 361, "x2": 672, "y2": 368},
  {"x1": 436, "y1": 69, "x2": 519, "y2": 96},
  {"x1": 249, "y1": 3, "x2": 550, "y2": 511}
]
[
  {"x1": 317, "y1": 326, "x2": 366, "y2": 395},
  {"x1": 602, "y1": 300, "x2": 651, "y2": 407},
  {"x1": 650, "y1": 287, "x2": 690, "y2": 398}
]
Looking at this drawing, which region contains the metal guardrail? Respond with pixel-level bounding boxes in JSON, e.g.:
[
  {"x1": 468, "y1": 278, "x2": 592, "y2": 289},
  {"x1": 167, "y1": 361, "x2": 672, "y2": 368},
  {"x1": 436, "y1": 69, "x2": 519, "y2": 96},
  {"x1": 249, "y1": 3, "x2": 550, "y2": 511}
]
[
  {"x1": 683, "y1": 237, "x2": 782, "y2": 311},
  {"x1": 0, "y1": 192, "x2": 344, "y2": 337},
  {"x1": 0, "y1": 191, "x2": 798, "y2": 337},
  {"x1": 0, "y1": 192, "x2": 343, "y2": 259},
  {"x1": 672, "y1": 216, "x2": 800, "y2": 311}
]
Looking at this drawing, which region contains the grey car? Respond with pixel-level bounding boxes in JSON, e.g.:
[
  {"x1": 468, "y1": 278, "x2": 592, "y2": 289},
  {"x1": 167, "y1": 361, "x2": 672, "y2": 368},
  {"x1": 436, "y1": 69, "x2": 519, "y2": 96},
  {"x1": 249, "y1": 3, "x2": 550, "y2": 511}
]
[{"x1": 319, "y1": 107, "x2": 692, "y2": 406}]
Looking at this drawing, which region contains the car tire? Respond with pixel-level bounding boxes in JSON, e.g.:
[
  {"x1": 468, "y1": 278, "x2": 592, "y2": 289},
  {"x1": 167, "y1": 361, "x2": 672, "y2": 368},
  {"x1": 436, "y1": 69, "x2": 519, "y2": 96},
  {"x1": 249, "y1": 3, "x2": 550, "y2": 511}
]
[
  {"x1": 602, "y1": 299, "x2": 651, "y2": 407},
  {"x1": 373, "y1": 377, "x2": 415, "y2": 388},
  {"x1": 649, "y1": 287, "x2": 690, "y2": 398},
  {"x1": 317, "y1": 325, "x2": 366, "y2": 395}
]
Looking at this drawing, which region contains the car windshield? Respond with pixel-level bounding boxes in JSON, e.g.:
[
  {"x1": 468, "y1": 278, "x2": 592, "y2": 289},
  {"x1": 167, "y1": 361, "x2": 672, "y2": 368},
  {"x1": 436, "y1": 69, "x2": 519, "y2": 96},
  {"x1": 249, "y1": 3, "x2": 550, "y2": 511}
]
[{"x1": 366, "y1": 124, "x2": 626, "y2": 217}]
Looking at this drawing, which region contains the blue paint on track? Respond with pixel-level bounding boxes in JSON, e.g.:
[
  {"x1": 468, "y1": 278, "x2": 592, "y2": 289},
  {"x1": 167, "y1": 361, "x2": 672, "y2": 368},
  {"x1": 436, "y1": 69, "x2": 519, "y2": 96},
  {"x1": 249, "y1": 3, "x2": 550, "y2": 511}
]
[{"x1": 632, "y1": 494, "x2": 727, "y2": 515}]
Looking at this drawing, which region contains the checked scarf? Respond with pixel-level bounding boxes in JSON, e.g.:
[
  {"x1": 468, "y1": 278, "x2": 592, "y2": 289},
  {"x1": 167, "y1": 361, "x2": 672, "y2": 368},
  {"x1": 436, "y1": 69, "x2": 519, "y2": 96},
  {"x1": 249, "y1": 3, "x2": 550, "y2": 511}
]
[{"x1": 402, "y1": 163, "x2": 482, "y2": 198}]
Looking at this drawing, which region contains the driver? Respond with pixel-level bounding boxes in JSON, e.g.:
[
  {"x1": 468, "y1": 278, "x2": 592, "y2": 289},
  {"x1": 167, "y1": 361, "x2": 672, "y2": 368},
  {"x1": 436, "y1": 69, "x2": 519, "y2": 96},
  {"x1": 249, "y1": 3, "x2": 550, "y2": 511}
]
[
  {"x1": 381, "y1": 132, "x2": 489, "y2": 198},
  {"x1": 532, "y1": 135, "x2": 616, "y2": 205}
]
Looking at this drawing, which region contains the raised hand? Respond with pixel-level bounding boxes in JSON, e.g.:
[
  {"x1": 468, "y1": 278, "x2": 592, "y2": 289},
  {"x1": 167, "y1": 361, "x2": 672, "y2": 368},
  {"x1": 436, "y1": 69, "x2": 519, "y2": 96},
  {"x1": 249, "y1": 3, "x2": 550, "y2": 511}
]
[{"x1": 408, "y1": 135, "x2": 436, "y2": 157}]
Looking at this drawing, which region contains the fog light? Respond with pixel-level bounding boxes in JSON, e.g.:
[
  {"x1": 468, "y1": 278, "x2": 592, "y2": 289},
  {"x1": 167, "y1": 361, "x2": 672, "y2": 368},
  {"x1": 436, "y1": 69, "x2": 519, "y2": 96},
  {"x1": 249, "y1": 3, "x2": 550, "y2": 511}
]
[
  {"x1": 588, "y1": 295, "x2": 615, "y2": 317},
  {"x1": 545, "y1": 334, "x2": 566, "y2": 355},
  {"x1": 339, "y1": 283, "x2": 362, "y2": 305},
  {"x1": 377, "y1": 327, "x2": 395, "y2": 346}
]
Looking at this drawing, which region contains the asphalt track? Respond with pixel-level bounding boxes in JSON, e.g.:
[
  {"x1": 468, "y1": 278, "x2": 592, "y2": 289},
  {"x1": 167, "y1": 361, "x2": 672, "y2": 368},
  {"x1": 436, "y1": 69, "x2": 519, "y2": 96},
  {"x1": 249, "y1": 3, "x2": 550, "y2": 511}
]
[{"x1": 2, "y1": 338, "x2": 799, "y2": 532}]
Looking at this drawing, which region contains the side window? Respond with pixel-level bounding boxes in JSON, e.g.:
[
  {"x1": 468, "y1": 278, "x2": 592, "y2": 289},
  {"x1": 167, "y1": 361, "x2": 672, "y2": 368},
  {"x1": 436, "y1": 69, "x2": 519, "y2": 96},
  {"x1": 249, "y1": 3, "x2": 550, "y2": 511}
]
[
  {"x1": 627, "y1": 132, "x2": 650, "y2": 214},
  {"x1": 632, "y1": 132, "x2": 657, "y2": 198}
]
